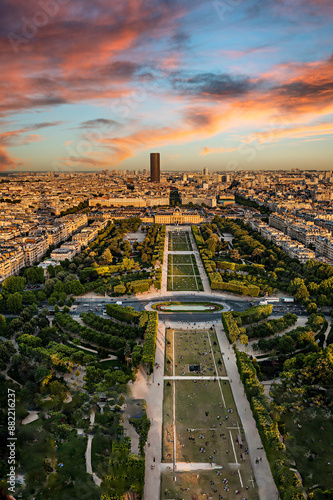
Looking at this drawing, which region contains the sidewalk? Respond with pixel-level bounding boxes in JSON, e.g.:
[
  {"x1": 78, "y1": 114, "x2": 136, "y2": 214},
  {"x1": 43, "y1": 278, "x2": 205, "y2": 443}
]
[
  {"x1": 160, "y1": 228, "x2": 169, "y2": 294},
  {"x1": 129, "y1": 322, "x2": 166, "y2": 500}
]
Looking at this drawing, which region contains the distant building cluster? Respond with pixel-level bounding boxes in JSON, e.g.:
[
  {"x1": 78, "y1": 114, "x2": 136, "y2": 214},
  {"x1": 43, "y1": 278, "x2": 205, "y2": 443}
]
[
  {"x1": 0, "y1": 212, "x2": 106, "y2": 281},
  {"x1": 1, "y1": 165, "x2": 333, "y2": 277},
  {"x1": 248, "y1": 218, "x2": 317, "y2": 264}
]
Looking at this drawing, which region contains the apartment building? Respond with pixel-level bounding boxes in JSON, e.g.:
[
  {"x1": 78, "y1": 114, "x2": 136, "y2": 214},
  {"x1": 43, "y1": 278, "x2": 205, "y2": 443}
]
[
  {"x1": 269, "y1": 213, "x2": 290, "y2": 234},
  {"x1": 315, "y1": 236, "x2": 333, "y2": 262},
  {"x1": 269, "y1": 213, "x2": 330, "y2": 246},
  {"x1": 287, "y1": 224, "x2": 330, "y2": 246},
  {"x1": 0, "y1": 244, "x2": 25, "y2": 280},
  {"x1": 50, "y1": 247, "x2": 77, "y2": 262},
  {"x1": 21, "y1": 236, "x2": 50, "y2": 266}
]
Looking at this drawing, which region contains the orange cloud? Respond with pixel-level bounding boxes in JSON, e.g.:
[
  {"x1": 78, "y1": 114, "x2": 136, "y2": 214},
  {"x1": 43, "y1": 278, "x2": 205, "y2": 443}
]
[
  {"x1": 201, "y1": 146, "x2": 238, "y2": 155},
  {"x1": 249, "y1": 122, "x2": 333, "y2": 144},
  {"x1": 0, "y1": 0, "x2": 332, "y2": 170}
]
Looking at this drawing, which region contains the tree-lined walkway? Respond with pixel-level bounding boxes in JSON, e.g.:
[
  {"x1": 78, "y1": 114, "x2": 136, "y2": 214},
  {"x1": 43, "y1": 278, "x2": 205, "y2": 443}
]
[
  {"x1": 188, "y1": 227, "x2": 211, "y2": 294},
  {"x1": 128, "y1": 322, "x2": 166, "y2": 500}
]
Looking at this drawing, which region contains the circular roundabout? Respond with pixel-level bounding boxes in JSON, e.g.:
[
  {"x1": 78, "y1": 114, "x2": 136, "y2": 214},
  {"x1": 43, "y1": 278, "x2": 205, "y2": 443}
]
[{"x1": 151, "y1": 301, "x2": 223, "y2": 313}]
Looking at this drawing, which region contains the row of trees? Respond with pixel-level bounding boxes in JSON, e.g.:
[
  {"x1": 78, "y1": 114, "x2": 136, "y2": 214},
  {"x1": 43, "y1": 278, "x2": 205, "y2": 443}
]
[
  {"x1": 81, "y1": 311, "x2": 139, "y2": 340},
  {"x1": 136, "y1": 224, "x2": 166, "y2": 266},
  {"x1": 235, "y1": 349, "x2": 306, "y2": 499},
  {"x1": 253, "y1": 324, "x2": 319, "y2": 357},
  {"x1": 246, "y1": 313, "x2": 298, "y2": 339},
  {"x1": 141, "y1": 312, "x2": 158, "y2": 372},
  {"x1": 192, "y1": 224, "x2": 262, "y2": 296},
  {"x1": 214, "y1": 216, "x2": 333, "y2": 307},
  {"x1": 55, "y1": 312, "x2": 128, "y2": 352},
  {"x1": 233, "y1": 304, "x2": 273, "y2": 325}
]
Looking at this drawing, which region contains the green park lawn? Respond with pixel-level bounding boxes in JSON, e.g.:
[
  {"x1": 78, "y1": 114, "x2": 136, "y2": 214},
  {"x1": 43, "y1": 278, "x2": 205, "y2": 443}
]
[
  {"x1": 168, "y1": 254, "x2": 196, "y2": 265},
  {"x1": 162, "y1": 381, "x2": 174, "y2": 463},
  {"x1": 162, "y1": 328, "x2": 258, "y2": 499},
  {"x1": 168, "y1": 263, "x2": 199, "y2": 276},
  {"x1": 167, "y1": 253, "x2": 203, "y2": 291},
  {"x1": 169, "y1": 329, "x2": 226, "y2": 377},
  {"x1": 164, "y1": 328, "x2": 174, "y2": 377},
  {"x1": 167, "y1": 275, "x2": 203, "y2": 291},
  {"x1": 168, "y1": 232, "x2": 193, "y2": 252}
]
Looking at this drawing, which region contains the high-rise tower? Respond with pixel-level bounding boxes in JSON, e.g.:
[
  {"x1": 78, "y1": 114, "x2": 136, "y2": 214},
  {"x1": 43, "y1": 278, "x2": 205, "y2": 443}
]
[{"x1": 150, "y1": 153, "x2": 160, "y2": 182}]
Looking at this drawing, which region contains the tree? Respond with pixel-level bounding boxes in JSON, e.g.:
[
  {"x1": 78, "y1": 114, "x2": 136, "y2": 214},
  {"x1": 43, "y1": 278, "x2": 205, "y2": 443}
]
[
  {"x1": 2, "y1": 276, "x2": 26, "y2": 293},
  {"x1": 24, "y1": 266, "x2": 44, "y2": 284},
  {"x1": 295, "y1": 283, "x2": 309, "y2": 301},
  {"x1": 131, "y1": 345, "x2": 143, "y2": 367},
  {"x1": 22, "y1": 291, "x2": 37, "y2": 305},
  {"x1": 48, "y1": 296, "x2": 57, "y2": 306},
  {"x1": 253, "y1": 247, "x2": 264, "y2": 262},
  {"x1": 54, "y1": 281, "x2": 64, "y2": 295},
  {"x1": 0, "y1": 314, "x2": 6, "y2": 333},
  {"x1": 289, "y1": 278, "x2": 309, "y2": 301},
  {"x1": 6, "y1": 293, "x2": 23, "y2": 313},
  {"x1": 239, "y1": 333, "x2": 248, "y2": 346},
  {"x1": 65, "y1": 279, "x2": 85, "y2": 296},
  {"x1": 47, "y1": 264, "x2": 56, "y2": 278},
  {"x1": 44, "y1": 279, "x2": 56, "y2": 296},
  {"x1": 229, "y1": 249, "x2": 241, "y2": 261},
  {"x1": 307, "y1": 302, "x2": 317, "y2": 314},
  {"x1": 121, "y1": 257, "x2": 135, "y2": 271},
  {"x1": 102, "y1": 248, "x2": 113, "y2": 263},
  {"x1": 207, "y1": 237, "x2": 217, "y2": 254},
  {"x1": 37, "y1": 290, "x2": 47, "y2": 302},
  {"x1": 122, "y1": 241, "x2": 131, "y2": 257}
]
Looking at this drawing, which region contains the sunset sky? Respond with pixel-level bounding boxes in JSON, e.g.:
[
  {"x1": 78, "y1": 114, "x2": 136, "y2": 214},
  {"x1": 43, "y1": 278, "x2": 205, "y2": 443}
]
[{"x1": 0, "y1": 0, "x2": 332, "y2": 172}]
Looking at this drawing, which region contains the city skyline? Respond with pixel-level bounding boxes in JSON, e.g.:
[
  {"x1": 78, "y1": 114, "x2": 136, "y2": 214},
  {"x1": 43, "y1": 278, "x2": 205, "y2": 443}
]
[{"x1": 0, "y1": 0, "x2": 332, "y2": 172}]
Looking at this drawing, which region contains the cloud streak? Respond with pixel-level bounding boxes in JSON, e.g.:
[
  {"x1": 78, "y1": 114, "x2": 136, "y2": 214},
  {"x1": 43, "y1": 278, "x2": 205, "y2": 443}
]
[{"x1": 0, "y1": 0, "x2": 332, "y2": 170}]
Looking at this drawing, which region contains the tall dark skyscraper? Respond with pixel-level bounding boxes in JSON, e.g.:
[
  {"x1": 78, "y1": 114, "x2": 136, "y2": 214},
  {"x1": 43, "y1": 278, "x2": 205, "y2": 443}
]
[{"x1": 150, "y1": 153, "x2": 160, "y2": 182}]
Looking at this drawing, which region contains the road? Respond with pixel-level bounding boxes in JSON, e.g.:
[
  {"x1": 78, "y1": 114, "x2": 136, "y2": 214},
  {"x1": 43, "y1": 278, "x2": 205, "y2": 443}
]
[{"x1": 69, "y1": 294, "x2": 308, "y2": 323}]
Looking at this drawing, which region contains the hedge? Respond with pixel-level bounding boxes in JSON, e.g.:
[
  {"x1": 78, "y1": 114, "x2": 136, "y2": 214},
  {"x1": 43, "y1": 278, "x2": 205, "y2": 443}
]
[
  {"x1": 233, "y1": 304, "x2": 273, "y2": 325},
  {"x1": 80, "y1": 264, "x2": 121, "y2": 280},
  {"x1": 191, "y1": 225, "x2": 205, "y2": 246},
  {"x1": 126, "y1": 279, "x2": 152, "y2": 294},
  {"x1": 113, "y1": 283, "x2": 126, "y2": 294},
  {"x1": 141, "y1": 311, "x2": 158, "y2": 371},
  {"x1": 55, "y1": 312, "x2": 126, "y2": 351},
  {"x1": 222, "y1": 311, "x2": 241, "y2": 343},
  {"x1": 215, "y1": 280, "x2": 260, "y2": 296},
  {"x1": 106, "y1": 304, "x2": 140, "y2": 324},
  {"x1": 81, "y1": 311, "x2": 139, "y2": 339},
  {"x1": 216, "y1": 261, "x2": 236, "y2": 271}
]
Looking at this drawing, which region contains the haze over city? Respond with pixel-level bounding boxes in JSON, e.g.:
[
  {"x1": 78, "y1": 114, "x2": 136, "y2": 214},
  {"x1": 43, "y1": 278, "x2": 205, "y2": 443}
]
[{"x1": 0, "y1": 0, "x2": 332, "y2": 172}]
